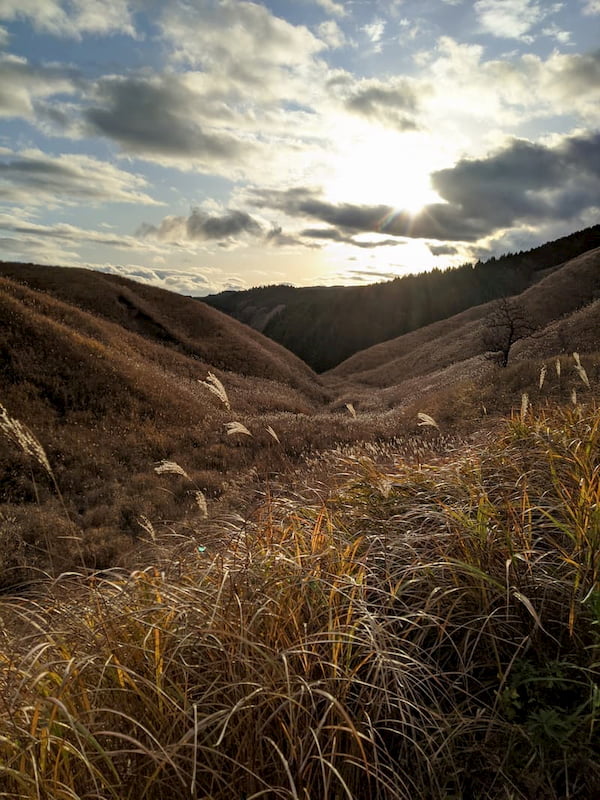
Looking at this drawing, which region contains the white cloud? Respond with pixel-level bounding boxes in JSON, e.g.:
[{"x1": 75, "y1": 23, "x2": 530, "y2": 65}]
[
  {"x1": 311, "y1": 0, "x2": 346, "y2": 17},
  {"x1": 160, "y1": 0, "x2": 323, "y2": 72},
  {"x1": 474, "y1": 0, "x2": 556, "y2": 39},
  {"x1": 318, "y1": 19, "x2": 346, "y2": 49},
  {"x1": 95, "y1": 263, "x2": 214, "y2": 295},
  {"x1": 0, "y1": 0, "x2": 136, "y2": 38},
  {"x1": 0, "y1": 149, "x2": 159, "y2": 207},
  {"x1": 424, "y1": 37, "x2": 600, "y2": 132},
  {"x1": 541, "y1": 23, "x2": 571, "y2": 44},
  {"x1": 362, "y1": 19, "x2": 385, "y2": 44},
  {"x1": 0, "y1": 24, "x2": 8, "y2": 45}
]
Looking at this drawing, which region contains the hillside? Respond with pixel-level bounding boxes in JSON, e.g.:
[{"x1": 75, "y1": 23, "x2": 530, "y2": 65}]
[
  {"x1": 0, "y1": 264, "x2": 331, "y2": 579},
  {"x1": 204, "y1": 225, "x2": 600, "y2": 371},
  {"x1": 325, "y1": 247, "x2": 600, "y2": 420},
  {"x1": 0, "y1": 262, "x2": 324, "y2": 401}
]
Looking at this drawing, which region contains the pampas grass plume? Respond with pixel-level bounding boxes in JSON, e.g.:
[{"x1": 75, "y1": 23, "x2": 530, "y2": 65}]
[
  {"x1": 573, "y1": 352, "x2": 590, "y2": 388},
  {"x1": 417, "y1": 412, "x2": 439, "y2": 430},
  {"x1": 265, "y1": 425, "x2": 280, "y2": 444},
  {"x1": 154, "y1": 460, "x2": 190, "y2": 480},
  {"x1": 199, "y1": 372, "x2": 231, "y2": 411},
  {"x1": 0, "y1": 401, "x2": 52, "y2": 475},
  {"x1": 194, "y1": 490, "x2": 208, "y2": 518},
  {"x1": 520, "y1": 392, "x2": 529, "y2": 420},
  {"x1": 226, "y1": 421, "x2": 252, "y2": 437}
]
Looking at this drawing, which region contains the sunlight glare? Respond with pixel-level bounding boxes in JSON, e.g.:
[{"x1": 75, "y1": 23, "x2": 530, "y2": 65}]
[{"x1": 324, "y1": 130, "x2": 442, "y2": 216}]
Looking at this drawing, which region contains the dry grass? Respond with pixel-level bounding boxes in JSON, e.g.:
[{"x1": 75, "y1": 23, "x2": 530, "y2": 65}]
[{"x1": 0, "y1": 402, "x2": 598, "y2": 799}]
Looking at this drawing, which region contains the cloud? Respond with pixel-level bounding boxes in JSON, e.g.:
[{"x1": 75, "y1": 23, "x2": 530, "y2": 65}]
[
  {"x1": 581, "y1": 0, "x2": 600, "y2": 13},
  {"x1": 84, "y1": 74, "x2": 255, "y2": 169},
  {"x1": 138, "y1": 208, "x2": 263, "y2": 243},
  {"x1": 345, "y1": 268, "x2": 407, "y2": 282},
  {"x1": 429, "y1": 244, "x2": 459, "y2": 256},
  {"x1": 310, "y1": 0, "x2": 346, "y2": 17},
  {"x1": 265, "y1": 226, "x2": 308, "y2": 248},
  {"x1": 250, "y1": 186, "x2": 484, "y2": 241},
  {"x1": 0, "y1": 213, "x2": 143, "y2": 249},
  {"x1": 430, "y1": 131, "x2": 600, "y2": 231},
  {"x1": 300, "y1": 227, "x2": 407, "y2": 248},
  {"x1": 474, "y1": 0, "x2": 555, "y2": 40},
  {"x1": 317, "y1": 20, "x2": 346, "y2": 49},
  {"x1": 343, "y1": 78, "x2": 421, "y2": 130},
  {"x1": 250, "y1": 131, "x2": 600, "y2": 241},
  {"x1": 0, "y1": 53, "x2": 77, "y2": 118},
  {"x1": 362, "y1": 19, "x2": 385, "y2": 45},
  {"x1": 0, "y1": 0, "x2": 135, "y2": 39},
  {"x1": 159, "y1": 0, "x2": 323, "y2": 77},
  {"x1": 96, "y1": 263, "x2": 214, "y2": 295},
  {"x1": 424, "y1": 38, "x2": 600, "y2": 127},
  {"x1": 0, "y1": 0, "x2": 136, "y2": 37},
  {"x1": 0, "y1": 149, "x2": 159, "y2": 207}
]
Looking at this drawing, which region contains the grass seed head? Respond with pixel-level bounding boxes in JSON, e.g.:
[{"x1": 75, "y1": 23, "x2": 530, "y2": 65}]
[
  {"x1": 154, "y1": 460, "x2": 190, "y2": 480},
  {"x1": 417, "y1": 412, "x2": 440, "y2": 430},
  {"x1": 199, "y1": 371, "x2": 231, "y2": 411},
  {"x1": 225, "y1": 421, "x2": 252, "y2": 437}
]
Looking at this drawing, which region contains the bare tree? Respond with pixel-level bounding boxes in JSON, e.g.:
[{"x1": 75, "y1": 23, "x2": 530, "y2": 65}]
[{"x1": 482, "y1": 297, "x2": 536, "y2": 367}]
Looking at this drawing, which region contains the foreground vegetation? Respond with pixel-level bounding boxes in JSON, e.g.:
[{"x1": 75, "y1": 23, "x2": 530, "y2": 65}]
[{"x1": 0, "y1": 401, "x2": 598, "y2": 799}]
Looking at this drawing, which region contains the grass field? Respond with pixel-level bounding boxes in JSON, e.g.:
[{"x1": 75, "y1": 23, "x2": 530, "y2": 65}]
[{"x1": 0, "y1": 400, "x2": 598, "y2": 799}]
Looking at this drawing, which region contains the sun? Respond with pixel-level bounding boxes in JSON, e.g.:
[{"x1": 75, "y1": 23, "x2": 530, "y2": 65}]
[{"x1": 323, "y1": 129, "x2": 442, "y2": 217}]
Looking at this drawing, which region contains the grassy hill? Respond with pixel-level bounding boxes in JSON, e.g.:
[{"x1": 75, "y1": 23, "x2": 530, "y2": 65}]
[
  {"x1": 204, "y1": 224, "x2": 600, "y2": 371},
  {"x1": 0, "y1": 263, "x2": 334, "y2": 579},
  {"x1": 324, "y1": 246, "x2": 600, "y2": 424}
]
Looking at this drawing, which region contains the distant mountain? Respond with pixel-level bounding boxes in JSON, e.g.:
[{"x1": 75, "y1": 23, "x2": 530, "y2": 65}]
[{"x1": 203, "y1": 225, "x2": 600, "y2": 372}]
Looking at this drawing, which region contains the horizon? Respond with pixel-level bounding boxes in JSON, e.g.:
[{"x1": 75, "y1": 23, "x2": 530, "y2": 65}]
[{"x1": 0, "y1": 0, "x2": 598, "y2": 295}]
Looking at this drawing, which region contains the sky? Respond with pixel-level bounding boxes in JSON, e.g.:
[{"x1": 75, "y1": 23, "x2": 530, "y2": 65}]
[{"x1": 0, "y1": 0, "x2": 598, "y2": 296}]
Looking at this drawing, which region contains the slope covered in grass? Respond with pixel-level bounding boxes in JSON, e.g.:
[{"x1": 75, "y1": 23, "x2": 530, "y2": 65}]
[
  {"x1": 0, "y1": 403, "x2": 598, "y2": 799},
  {"x1": 0, "y1": 262, "x2": 323, "y2": 399},
  {"x1": 327, "y1": 247, "x2": 600, "y2": 388},
  {"x1": 323, "y1": 248, "x2": 600, "y2": 423},
  {"x1": 0, "y1": 266, "x2": 331, "y2": 578}
]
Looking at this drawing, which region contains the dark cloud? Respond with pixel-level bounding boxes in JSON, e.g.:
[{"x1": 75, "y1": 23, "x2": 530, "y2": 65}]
[
  {"x1": 251, "y1": 186, "x2": 486, "y2": 241},
  {"x1": 265, "y1": 225, "x2": 309, "y2": 247},
  {"x1": 345, "y1": 268, "x2": 406, "y2": 282},
  {"x1": 554, "y1": 48, "x2": 600, "y2": 94},
  {"x1": 429, "y1": 244, "x2": 459, "y2": 256},
  {"x1": 344, "y1": 81, "x2": 420, "y2": 130},
  {"x1": 85, "y1": 75, "x2": 251, "y2": 162},
  {"x1": 250, "y1": 132, "x2": 600, "y2": 242},
  {"x1": 139, "y1": 208, "x2": 262, "y2": 242},
  {"x1": 301, "y1": 227, "x2": 407, "y2": 248},
  {"x1": 431, "y1": 132, "x2": 600, "y2": 229}
]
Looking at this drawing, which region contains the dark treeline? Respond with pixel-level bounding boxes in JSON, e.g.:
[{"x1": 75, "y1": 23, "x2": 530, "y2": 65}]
[{"x1": 203, "y1": 225, "x2": 600, "y2": 372}]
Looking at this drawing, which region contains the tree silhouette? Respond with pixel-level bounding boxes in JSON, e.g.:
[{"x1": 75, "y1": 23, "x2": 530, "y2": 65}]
[{"x1": 482, "y1": 297, "x2": 536, "y2": 367}]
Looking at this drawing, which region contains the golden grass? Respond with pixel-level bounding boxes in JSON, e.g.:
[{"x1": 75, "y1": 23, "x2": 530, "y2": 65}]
[{"x1": 0, "y1": 403, "x2": 598, "y2": 799}]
